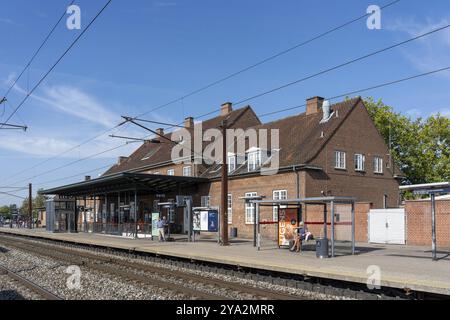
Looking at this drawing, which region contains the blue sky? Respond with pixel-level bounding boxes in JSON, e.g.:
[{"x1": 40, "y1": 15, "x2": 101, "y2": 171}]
[{"x1": 0, "y1": 0, "x2": 449, "y2": 205}]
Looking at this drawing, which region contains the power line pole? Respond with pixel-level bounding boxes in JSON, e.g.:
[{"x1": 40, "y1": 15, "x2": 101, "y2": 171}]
[
  {"x1": 28, "y1": 183, "x2": 32, "y2": 229},
  {"x1": 220, "y1": 119, "x2": 229, "y2": 246}
]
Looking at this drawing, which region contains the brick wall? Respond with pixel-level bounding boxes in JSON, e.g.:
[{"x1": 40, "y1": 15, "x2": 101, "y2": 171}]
[
  {"x1": 405, "y1": 200, "x2": 450, "y2": 247},
  {"x1": 307, "y1": 101, "x2": 400, "y2": 209}
]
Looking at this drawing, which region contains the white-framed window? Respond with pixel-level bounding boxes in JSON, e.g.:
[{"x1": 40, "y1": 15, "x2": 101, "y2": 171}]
[
  {"x1": 272, "y1": 190, "x2": 287, "y2": 222},
  {"x1": 245, "y1": 192, "x2": 257, "y2": 224},
  {"x1": 182, "y1": 166, "x2": 192, "y2": 177},
  {"x1": 374, "y1": 156, "x2": 383, "y2": 174},
  {"x1": 247, "y1": 150, "x2": 261, "y2": 172},
  {"x1": 354, "y1": 154, "x2": 365, "y2": 171},
  {"x1": 201, "y1": 195, "x2": 210, "y2": 208},
  {"x1": 228, "y1": 155, "x2": 236, "y2": 173},
  {"x1": 167, "y1": 169, "x2": 175, "y2": 176},
  {"x1": 334, "y1": 150, "x2": 346, "y2": 169},
  {"x1": 227, "y1": 194, "x2": 232, "y2": 224}
]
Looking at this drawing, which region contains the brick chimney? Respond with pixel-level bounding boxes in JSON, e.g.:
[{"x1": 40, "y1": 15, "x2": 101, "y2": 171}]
[
  {"x1": 306, "y1": 96, "x2": 325, "y2": 115},
  {"x1": 221, "y1": 102, "x2": 233, "y2": 116},
  {"x1": 184, "y1": 117, "x2": 194, "y2": 128},
  {"x1": 85, "y1": 175, "x2": 91, "y2": 181},
  {"x1": 155, "y1": 128, "x2": 164, "y2": 138},
  {"x1": 117, "y1": 156, "x2": 128, "y2": 165}
]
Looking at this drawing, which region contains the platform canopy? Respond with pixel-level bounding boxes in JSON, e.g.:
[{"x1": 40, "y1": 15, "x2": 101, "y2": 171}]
[{"x1": 39, "y1": 172, "x2": 209, "y2": 197}]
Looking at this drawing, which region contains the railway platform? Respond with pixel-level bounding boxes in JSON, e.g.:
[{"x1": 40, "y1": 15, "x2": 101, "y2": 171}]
[{"x1": 1, "y1": 227, "x2": 450, "y2": 296}]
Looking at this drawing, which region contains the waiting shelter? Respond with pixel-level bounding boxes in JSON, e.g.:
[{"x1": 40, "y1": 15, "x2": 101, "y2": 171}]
[{"x1": 249, "y1": 196, "x2": 356, "y2": 258}]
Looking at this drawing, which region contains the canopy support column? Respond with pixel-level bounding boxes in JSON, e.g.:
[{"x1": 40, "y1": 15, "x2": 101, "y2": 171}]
[
  {"x1": 431, "y1": 193, "x2": 437, "y2": 261},
  {"x1": 351, "y1": 201, "x2": 355, "y2": 255},
  {"x1": 134, "y1": 189, "x2": 138, "y2": 239},
  {"x1": 257, "y1": 202, "x2": 261, "y2": 251},
  {"x1": 331, "y1": 201, "x2": 335, "y2": 258}
]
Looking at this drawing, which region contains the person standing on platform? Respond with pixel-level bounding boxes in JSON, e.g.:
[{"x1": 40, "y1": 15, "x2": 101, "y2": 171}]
[{"x1": 157, "y1": 216, "x2": 167, "y2": 242}]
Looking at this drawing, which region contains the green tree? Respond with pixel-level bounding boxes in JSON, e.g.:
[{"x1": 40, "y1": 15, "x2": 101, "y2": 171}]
[
  {"x1": 0, "y1": 205, "x2": 11, "y2": 218},
  {"x1": 19, "y1": 189, "x2": 47, "y2": 218},
  {"x1": 364, "y1": 97, "x2": 449, "y2": 184}
]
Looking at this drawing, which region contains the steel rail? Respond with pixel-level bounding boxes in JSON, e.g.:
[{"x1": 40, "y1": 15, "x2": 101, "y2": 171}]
[
  {"x1": 0, "y1": 264, "x2": 63, "y2": 300},
  {"x1": 0, "y1": 234, "x2": 302, "y2": 300},
  {"x1": 0, "y1": 236, "x2": 226, "y2": 300}
]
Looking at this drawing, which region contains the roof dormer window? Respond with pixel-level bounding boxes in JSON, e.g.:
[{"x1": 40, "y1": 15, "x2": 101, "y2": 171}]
[
  {"x1": 228, "y1": 153, "x2": 236, "y2": 173},
  {"x1": 247, "y1": 149, "x2": 261, "y2": 172}
]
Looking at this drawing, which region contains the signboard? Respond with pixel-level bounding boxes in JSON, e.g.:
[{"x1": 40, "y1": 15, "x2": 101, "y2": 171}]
[
  {"x1": 200, "y1": 211, "x2": 208, "y2": 231},
  {"x1": 208, "y1": 210, "x2": 218, "y2": 232},
  {"x1": 193, "y1": 210, "x2": 218, "y2": 232},
  {"x1": 278, "y1": 208, "x2": 299, "y2": 247},
  {"x1": 151, "y1": 212, "x2": 160, "y2": 237},
  {"x1": 193, "y1": 211, "x2": 201, "y2": 231},
  {"x1": 413, "y1": 188, "x2": 450, "y2": 195}
]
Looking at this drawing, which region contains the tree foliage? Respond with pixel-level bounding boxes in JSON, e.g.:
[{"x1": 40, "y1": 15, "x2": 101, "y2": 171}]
[
  {"x1": 19, "y1": 189, "x2": 47, "y2": 218},
  {"x1": 0, "y1": 205, "x2": 10, "y2": 218},
  {"x1": 364, "y1": 97, "x2": 449, "y2": 184}
]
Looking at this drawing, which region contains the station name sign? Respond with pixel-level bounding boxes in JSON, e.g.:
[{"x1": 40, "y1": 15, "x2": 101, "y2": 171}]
[{"x1": 413, "y1": 187, "x2": 450, "y2": 195}]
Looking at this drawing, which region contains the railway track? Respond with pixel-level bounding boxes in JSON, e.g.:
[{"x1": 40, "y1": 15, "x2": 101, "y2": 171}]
[
  {"x1": 0, "y1": 264, "x2": 62, "y2": 300},
  {"x1": 0, "y1": 234, "x2": 302, "y2": 300}
]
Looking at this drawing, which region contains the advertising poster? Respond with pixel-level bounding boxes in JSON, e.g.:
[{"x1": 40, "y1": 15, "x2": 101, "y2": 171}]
[
  {"x1": 193, "y1": 211, "x2": 201, "y2": 231},
  {"x1": 151, "y1": 212, "x2": 160, "y2": 237},
  {"x1": 278, "y1": 208, "x2": 299, "y2": 246},
  {"x1": 207, "y1": 210, "x2": 218, "y2": 232},
  {"x1": 200, "y1": 211, "x2": 208, "y2": 231}
]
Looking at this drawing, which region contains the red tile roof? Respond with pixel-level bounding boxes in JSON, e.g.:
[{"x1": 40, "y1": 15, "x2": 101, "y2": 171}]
[{"x1": 104, "y1": 97, "x2": 362, "y2": 177}]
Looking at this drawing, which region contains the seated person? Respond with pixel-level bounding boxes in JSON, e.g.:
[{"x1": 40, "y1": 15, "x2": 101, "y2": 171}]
[{"x1": 290, "y1": 222, "x2": 313, "y2": 252}]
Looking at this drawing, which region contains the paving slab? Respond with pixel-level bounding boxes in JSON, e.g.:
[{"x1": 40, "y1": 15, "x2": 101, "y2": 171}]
[{"x1": 1, "y1": 227, "x2": 450, "y2": 296}]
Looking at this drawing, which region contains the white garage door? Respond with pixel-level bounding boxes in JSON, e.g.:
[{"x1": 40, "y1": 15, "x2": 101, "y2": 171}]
[{"x1": 369, "y1": 209, "x2": 405, "y2": 244}]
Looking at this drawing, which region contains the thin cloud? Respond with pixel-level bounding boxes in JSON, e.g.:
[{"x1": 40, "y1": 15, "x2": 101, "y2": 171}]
[
  {"x1": 0, "y1": 17, "x2": 14, "y2": 24},
  {"x1": 387, "y1": 18, "x2": 450, "y2": 77},
  {"x1": 10, "y1": 82, "x2": 120, "y2": 127}
]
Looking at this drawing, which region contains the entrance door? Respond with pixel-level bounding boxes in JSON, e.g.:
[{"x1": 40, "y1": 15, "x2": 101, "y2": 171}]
[{"x1": 369, "y1": 209, "x2": 405, "y2": 244}]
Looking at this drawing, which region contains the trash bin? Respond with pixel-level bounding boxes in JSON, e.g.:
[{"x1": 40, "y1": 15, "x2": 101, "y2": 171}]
[
  {"x1": 230, "y1": 227, "x2": 238, "y2": 238},
  {"x1": 316, "y1": 238, "x2": 329, "y2": 258}
]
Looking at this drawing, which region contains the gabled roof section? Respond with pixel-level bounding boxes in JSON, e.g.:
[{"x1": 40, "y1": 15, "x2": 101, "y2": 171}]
[
  {"x1": 200, "y1": 97, "x2": 362, "y2": 178},
  {"x1": 103, "y1": 106, "x2": 261, "y2": 175}
]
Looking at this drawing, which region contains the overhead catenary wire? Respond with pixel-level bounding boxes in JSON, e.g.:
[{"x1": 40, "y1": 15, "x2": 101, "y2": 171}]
[
  {"x1": 1, "y1": 124, "x2": 124, "y2": 183},
  {"x1": 6, "y1": 55, "x2": 449, "y2": 188},
  {"x1": 34, "y1": 163, "x2": 115, "y2": 187},
  {"x1": 0, "y1": 187, "x2": 27, "y2": 189},
  {"x1": 0, "y1": 191, "x2": 27, "y2": 200},
  {"x1": 7, "y1": 65, "x2": 450, "y2": 187},
  {"x1": 157, "y1": 24, "x2": 450, "y2": 132},
  {"x1": 7, "y1": 58, "x2": 449, "y2": 187},
  {"x1": 1, "y1": 0, "x2": 75, "y2": 100},
  {"x1": 257, "y1": 66, "x2": 450, "y2": 118},
  {"x1": 233, "y1": 24, "x2": 450, "y2": 106},
  {"x1": 0, "y1": 0, "x2": 401, "y2": 183},
  {"x1": 10, "y1": 142, "x2": 128, "y2": 186},
  {"x1": 135, "y1": 0, "x2": 402, "y2": 119},
  {"x1": 0, "y1": 0, "x2": 113, "y2": 130}
]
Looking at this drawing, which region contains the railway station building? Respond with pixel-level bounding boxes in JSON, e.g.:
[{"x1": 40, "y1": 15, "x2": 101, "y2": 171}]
[{"x1": 41, "y1": 96, "x2": 402, "y2": 239}]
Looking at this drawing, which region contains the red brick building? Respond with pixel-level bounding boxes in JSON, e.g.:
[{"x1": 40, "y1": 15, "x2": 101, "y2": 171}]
[{"x1": 97, "y1": 96, "x2": 402, "y2": 238}]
